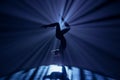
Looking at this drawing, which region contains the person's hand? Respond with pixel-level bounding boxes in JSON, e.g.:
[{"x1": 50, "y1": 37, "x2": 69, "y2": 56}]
[{"x1": 51, "y1": 49, "x2": 60, "y2": 56}]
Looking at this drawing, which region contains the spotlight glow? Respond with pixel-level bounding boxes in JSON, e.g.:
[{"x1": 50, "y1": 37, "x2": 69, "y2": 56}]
[{"x1": 47, "y1": 65, "x2": 62, "y2": 75}]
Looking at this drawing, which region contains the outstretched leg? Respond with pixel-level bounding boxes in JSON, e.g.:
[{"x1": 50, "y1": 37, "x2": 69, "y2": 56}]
[{"x1": 41, "y1": 23, "x2": 59, "y2": 28}]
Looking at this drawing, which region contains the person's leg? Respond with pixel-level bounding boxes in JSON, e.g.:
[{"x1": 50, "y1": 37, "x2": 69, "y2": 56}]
[
  {"x1": 55, "y1": 23, "x2": 62, "y2": 39},
  {"x1": 61, "y1": 27, "x2": 70, "y2": 35},
  {"x1": 54, "y1": 23, "x2": 68, "y2": 54},
  {"x1": 61, "y1": 22, "x2": 70, "y2": 35},
  {"x1": 41, "y1": 23, "x2": 59, "y2": 28}
]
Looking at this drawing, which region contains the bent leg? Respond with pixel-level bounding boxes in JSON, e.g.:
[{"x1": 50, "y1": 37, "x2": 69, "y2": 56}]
[
  {"x1": 61, "y1": 27, "x2": 70, "y2": 35},
  {"x1": 61, "y1": 22, "x2": 70, "y2": 34},
  {"x1": 55, "y1": 23, "x2": 62, "y2": 39}
]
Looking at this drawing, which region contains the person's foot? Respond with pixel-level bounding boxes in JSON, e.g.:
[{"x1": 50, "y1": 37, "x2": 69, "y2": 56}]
[
  {"x1": 61, "y1": 26, "x2": 70, "y2": 34},
  {"x1": 41, "y1": 25, "x2": 48, "y2": 28},
  {"x1": 64, "y1": 22, "x2": 70, "y2": 27}
]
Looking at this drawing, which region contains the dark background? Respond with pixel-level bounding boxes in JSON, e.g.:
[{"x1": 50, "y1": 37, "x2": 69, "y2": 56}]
[{"x1": 0, "y1": 0, "x2": 120, "y2": 79}]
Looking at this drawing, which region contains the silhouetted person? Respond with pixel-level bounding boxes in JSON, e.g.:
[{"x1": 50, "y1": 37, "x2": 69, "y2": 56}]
[
  {"x1": 42, "y1": 17, "x2": 70, "y2": 54},
  {"x1": 43, "y1": 66, "x2": 69, "y2": 80}
]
